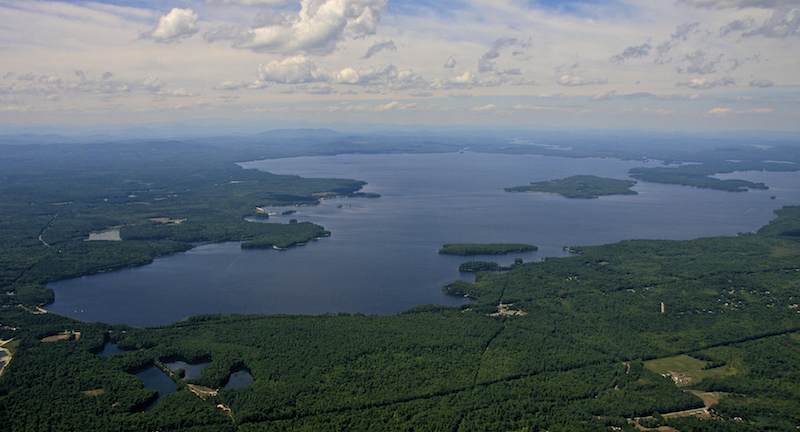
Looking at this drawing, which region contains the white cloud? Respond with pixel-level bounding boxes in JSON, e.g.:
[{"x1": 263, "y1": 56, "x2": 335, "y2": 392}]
[
  {"x1": 592, "y1": 90, "x2": 617, "y2": 100},
  {"x1": 143, "y1": 8, "x2": 198, "y2": 43},
  {"x1": 708, "y1": 107, "x2": 732, "y2": 116},
  {"x1": 537, "y1": 93, "x2": 566, "y2": 99},
  {"x1": 206, "y1": 0, "x2": 299, "y2": 5},
  {"x1": 449, "y1": 71, "x2": 477, "y2": 86},
  {"x1": 473, "y1": 104, "x2": 497, "y2": 112},
  {"x1": 444, "y1": 56, "x2": 457, "y2": 68},
  {"x1": 676, "y1": 77, "x2": 735, "y2": 89},
  {"x1": 257, "y1": 56, "x2": 328, "y2": 83},
  {"x1": 557, "y1": 75, "x2": 608, "y2": 86},
  {"x1": 229, "y1": 0, "x2": 388, "y2": 55},
  {"x1": 213, "y1": 81, "x2": 249, "y2": 90}
]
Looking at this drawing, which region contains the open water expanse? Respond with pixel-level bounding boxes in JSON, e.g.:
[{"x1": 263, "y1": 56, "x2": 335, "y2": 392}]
[{"x1": 48, "y1": 152, "x2": 800, "y2": 327}]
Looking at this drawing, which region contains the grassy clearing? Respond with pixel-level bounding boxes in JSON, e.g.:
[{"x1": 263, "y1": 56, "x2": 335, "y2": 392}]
[{"x1": 644, "y1": 354, "x2": 737, "y2": 386}]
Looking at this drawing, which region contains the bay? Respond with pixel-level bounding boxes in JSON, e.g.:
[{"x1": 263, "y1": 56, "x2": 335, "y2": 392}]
[{"x1": 48, "y1": 152, "x2": 800, "y2": 327}]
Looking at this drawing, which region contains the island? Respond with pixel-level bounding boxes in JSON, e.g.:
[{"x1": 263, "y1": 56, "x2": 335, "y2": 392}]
[
  {"x1": 438, "y1": 243, "x2": 538, "y2": 255},
  {"x1": 458, "y1": 261, "x2": 503, "y2": 272},
  {"x1": 504, "y1": 175, "x2": 638, "y2": 199}
]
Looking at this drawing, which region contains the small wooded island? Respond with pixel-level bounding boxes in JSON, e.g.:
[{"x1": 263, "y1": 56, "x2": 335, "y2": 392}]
[
  {"x1": 505, "y1": 175, "x2": 638, "y2": 199},
  {"x1": 459, "y1": 261, "x2": 504, "y2": 272},
  {"x1": 438, "y1": 243, "x2": 538, "y2": 255}
]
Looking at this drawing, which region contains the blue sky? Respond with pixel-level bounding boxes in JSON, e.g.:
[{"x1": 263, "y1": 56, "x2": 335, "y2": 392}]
[{"x1": 1, "y1": 0, "x2": 798, "y2": 133}]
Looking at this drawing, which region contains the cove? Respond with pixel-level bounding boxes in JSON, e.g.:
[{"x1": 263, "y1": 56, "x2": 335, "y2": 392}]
[{"x1": 47, "y1": 153, "x2": 800, "y2": 327}]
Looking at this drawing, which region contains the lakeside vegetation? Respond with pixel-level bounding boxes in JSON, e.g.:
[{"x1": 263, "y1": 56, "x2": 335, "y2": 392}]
[
  {"x1": 505, "y1": 175, "x2": 638, "y2": 199},
  {"x1": 0, "y1": 141, "x2": 374, "y2": 306},
  {"x1": 438, "y1": 243, "x2": 538, "y2": 255},
  {"x1": 627, "y1": 161, "x2": 797, "y2": 192}
]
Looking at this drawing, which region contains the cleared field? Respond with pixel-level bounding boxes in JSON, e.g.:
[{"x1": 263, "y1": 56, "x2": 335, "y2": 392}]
[{"x1": 644, "y1": 354, "x2": 737, "y2": 386}]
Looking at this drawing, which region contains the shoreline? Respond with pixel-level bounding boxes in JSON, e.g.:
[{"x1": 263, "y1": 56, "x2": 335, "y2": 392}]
[{"x1": 0, "y1": 339, "x2": 13, "y2": 378}]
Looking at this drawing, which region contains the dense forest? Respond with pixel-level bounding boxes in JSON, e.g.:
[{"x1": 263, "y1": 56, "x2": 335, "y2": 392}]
[
  {"x1": 1, "y1": 134, "x2": 799, "y2": 431},
  {"x1": 0, "y1": 204, "x2": 798, "y2": 431},
  {"x1": 504, "y1": 175, "x2": 638, "y2": 198}
]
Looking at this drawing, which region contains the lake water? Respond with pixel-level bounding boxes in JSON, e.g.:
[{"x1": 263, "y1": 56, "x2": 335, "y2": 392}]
[{"x1": 48, "y1": 152, "x2": 800, "y2": 327}]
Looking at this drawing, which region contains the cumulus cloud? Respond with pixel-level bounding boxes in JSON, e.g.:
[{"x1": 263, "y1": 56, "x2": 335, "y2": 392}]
[
  {"x1": 679, "y1": 0, "x2": 799, "y2": 9},
  {"x1": 749, "y1": 79, "x2": 775, "y2": 87},
  {"x1": 557, "y1": 75, "x2": 608, "y2": 86},
  {"x1": 537, "y1": 93, "x2": 565, "y2": 99},
  {"x1": 333, "y1": 64, "x2": 429, "y2": 90},
  {"x1": 257, "y1": 56, "x2": 328, "y2": 83},
  {"x1": 143, "y1": 8, "x2": 199, "y2": 43},
  {"x1": 450, "y1": 71, "x2": 477, "y2": 85},
  {"x1": 444, "y1": 56, "x2": 457, "y2": 68},
  {"x1": 676, "y1": 77, "x2": 735, "y2": 89},
  {"x1": 610, "y1": 43, "x2": 652, "y2": 64},
  {"x1": 363, "y1": 40, "x2": 396, "y2": 58},
  {"x1": 222, "y1": 0, "x2": 388, "y2": 55},
  {"x1": 678, "y1": 50, "x2": 724, "y2": 74},
  {"x1": 206, "y1": 0, "x2": 298, "y2": 4}
]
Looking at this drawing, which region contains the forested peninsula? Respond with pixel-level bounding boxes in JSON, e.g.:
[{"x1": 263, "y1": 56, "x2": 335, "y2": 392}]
[
  {"x1": 505, "y1": 175, "x2": 638, "y2": 199},
  {"x1": 0, "y1": 141, "x2": 376, "y2": 306},
  {"x1": 1, "y1": 132, "x2": 800, "y2": 431}
]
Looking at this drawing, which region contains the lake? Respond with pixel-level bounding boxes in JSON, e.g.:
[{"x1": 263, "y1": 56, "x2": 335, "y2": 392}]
[{"x1": 47, "y1": 152, "x2": 800, "y2": 327}]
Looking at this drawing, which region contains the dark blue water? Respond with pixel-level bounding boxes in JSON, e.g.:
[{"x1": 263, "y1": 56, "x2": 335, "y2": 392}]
[
  {"x1": 163, "y1": 361, "x2": 210, "y2": 379},
  {"x1": 223, "y1": 370, "x2": 254, "y2": 390},
  {"x1": 47, "y1": 153, "x2": 800, "y2": 327},
  {"x1": 96, "y1": 342, "x2": 125, "y2": 356},
  {"x1": 136, "y1": 366, "x2": 177, "y2": 412}
]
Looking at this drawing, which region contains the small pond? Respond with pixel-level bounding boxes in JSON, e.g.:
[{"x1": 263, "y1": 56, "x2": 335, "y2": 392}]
[
  {"x1": 163, "y1": 360, "x2": 210, "y2": 380},
  {"x1": 223, "y1": 370, "x2": 254, "y2": 390},
  {"x1": 136, "y1": 366, "x2": 177, "y2": 412},
  {"x1": 96, "y1": 342, "x2": 125, "y2": 357}
]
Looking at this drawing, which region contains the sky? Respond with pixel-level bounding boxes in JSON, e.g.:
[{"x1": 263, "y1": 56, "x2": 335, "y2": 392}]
[{"x1": 1, "y1": 0, "x2": 799, "y2": 134}]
